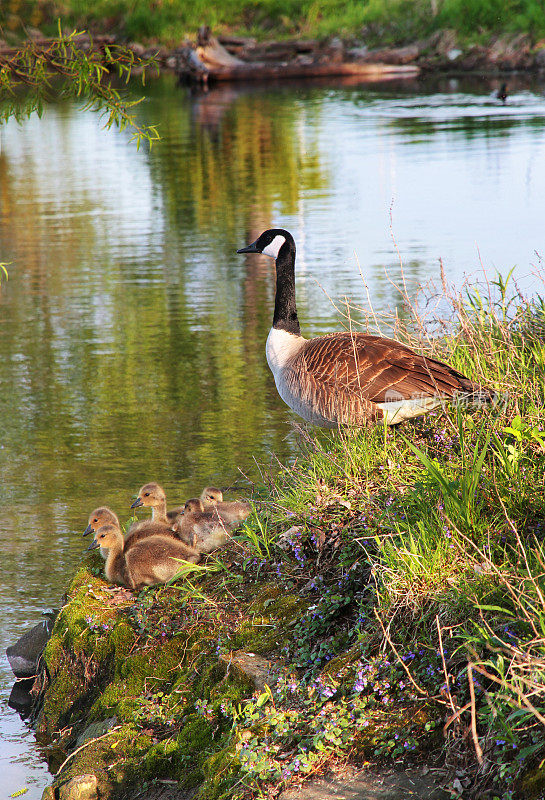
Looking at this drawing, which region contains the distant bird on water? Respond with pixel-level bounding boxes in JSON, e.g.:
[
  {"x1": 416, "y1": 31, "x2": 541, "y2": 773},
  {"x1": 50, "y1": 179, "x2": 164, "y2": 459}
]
[
  {"x1": 237, "y1": 229, "x2": 494, "y2": 427},
  {"x1": 496, "y1": 82, "x2": 508, "y2": 103}
]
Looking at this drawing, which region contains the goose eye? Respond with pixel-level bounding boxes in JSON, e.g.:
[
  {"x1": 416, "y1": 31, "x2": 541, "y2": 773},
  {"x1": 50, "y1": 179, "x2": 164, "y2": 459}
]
[
  {"x1": 93, "y1": 518, "x2": 98, "y2": 523},
  {"x1": 144, "y1": 492, "x2": 150, "y2": 497}
]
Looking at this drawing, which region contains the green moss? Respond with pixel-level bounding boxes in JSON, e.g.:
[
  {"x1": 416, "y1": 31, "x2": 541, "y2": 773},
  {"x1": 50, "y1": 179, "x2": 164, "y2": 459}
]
[
  {"x1": 229, "y1": 584, "x2": 309, "y2": 654},
  {"x1": 200, "y1": 745, "x2": 242, "y2": 800},
  {"x1": 521, "y1": 764, "x2": 545, "y2": 798}
]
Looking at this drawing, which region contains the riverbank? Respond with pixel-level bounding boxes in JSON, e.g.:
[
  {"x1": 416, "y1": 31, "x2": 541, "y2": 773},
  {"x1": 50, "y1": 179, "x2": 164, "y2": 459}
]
[
  {"x1": 3, "y1": 0, "x2": 545, "y2": 50},
  {"x1": 4, "y1": 1, "x2": 545, "y2": 79},
  {"x1": 29, "y1": 277, "x2": 545, "y2": 800}
]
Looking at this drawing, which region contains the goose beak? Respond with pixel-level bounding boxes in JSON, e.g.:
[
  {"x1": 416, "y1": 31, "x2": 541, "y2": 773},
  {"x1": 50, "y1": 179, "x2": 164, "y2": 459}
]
[
  {"x1": 86, "y1": 539, "x2": 100, "y2": 551},
  {"x1": 83, "y1": 524, "x2": 93, "y2": 536},
  {"x1": 237, "y1": 241, "x2": 260, "y2": 254},
  {"x1": 130, "y1": 497, "x2": 143, "y2": 509}
]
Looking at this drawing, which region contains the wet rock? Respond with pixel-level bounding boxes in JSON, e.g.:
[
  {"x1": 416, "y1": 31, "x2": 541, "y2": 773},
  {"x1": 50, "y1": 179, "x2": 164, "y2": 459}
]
[
  {"x1": 219, "y1": 650, "x2": 279, "y2": 691},
  {"x1": 279, "y1": 766, "x2": 450, "y2": 799},
  {"x1": 6, "y1": 612, "x2": 57, "y2": 678},
  {"x1": 8, "y1": 677, "x2": 35, "y2": 718},
  {"x1": 58, "y1": 774, "x2": 98, "y2": 800}
]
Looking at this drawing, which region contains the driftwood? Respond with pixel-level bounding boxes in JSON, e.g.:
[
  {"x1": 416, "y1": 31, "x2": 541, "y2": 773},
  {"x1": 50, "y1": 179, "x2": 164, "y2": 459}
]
[
  {"x1": 177, "y1": 29, "x2": 420, "y2": 85},
  {"x1": 194, "y1": 60, "x2": 419, "y2": 82}
]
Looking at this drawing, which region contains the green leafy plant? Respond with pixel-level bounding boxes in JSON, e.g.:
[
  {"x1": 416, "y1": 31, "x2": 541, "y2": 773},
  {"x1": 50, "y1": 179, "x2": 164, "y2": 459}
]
[{"x1": 0, "y1": 26, "x2": 159, "y2": 148}]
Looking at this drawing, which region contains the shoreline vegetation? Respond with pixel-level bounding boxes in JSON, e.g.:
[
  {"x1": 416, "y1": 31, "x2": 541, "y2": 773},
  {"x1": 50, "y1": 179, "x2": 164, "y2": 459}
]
[
  {"x1": 27, "y1": 271, "x2": 545, "y2": 800},
  {"x1": 4, "y1": 0, "x2": 545, "y2": 50},
  {"x1": 4, "y1": 3, "x2": 545, "y2": 79}
]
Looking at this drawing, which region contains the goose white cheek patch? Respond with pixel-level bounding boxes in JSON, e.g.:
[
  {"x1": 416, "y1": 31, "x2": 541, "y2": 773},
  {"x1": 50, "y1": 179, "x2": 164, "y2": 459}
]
[{"x1": 262, "y1": 235, "x2": 286, "y2": 258}]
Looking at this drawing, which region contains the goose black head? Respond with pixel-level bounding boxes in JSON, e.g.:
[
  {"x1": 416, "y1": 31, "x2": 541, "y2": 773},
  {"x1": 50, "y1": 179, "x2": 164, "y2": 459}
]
[{"x1": 237, "y1": 229, "x2": 294, "y2": 260}]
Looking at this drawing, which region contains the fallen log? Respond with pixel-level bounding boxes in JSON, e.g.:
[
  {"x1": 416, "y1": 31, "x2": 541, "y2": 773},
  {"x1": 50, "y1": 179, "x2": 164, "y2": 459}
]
[
  {"x1": 185, "y1": 60, "x2": 420, "y2": 83},
  {"x1": 178, "y1": 27, "x2": 420, "y2": 85}
]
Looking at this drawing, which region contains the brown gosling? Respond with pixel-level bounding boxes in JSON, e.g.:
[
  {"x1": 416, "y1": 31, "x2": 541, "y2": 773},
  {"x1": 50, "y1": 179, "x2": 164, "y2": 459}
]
[
  {"x1": 83, "y1": 507, "x2": 121, "y2": 560},
  {"x1": 88, "y1": 523, "x2": 200, "y2": 589},
  {"x1": 173, "y1": 498, "x2": 248, "y2": 554},
  {"x1": 86, "y1": 523, "x2": 131, "y2": 585},
  {"x1": 130, "y1": 482, "x2": 183, "y2": 524},
  {"x1": 200, "y1": 486, "x2": 252, "y2": 525},
  {"x1": 83, "y1": 505, "x2": 178, "y2": 556},
  {"x1": 124, "y1": 518, "x2": 180, "y2": 550}
]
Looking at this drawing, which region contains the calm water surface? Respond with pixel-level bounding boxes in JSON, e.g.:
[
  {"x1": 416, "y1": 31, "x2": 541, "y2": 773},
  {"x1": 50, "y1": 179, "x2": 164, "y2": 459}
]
[{"x1": 1, "y1": 73, "x2": 545, "y2": 796}]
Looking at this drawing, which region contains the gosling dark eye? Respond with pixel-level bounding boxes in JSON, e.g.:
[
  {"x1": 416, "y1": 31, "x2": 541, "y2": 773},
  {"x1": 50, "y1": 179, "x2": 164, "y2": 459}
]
[{"x1": 144, "y1": 493, "x2": 149, "y2": 497}]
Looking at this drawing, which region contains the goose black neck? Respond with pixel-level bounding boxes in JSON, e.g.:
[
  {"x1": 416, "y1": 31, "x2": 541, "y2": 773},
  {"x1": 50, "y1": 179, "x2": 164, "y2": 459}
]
[{"x1": 273, "y1": 239, "x2": 300, "y2": 336}]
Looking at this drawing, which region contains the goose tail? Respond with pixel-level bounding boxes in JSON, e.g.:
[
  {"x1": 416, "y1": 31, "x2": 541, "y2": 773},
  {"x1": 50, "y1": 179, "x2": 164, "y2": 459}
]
[{"x1": 456, "y1": 379, "x2": 500, "y2": 408}]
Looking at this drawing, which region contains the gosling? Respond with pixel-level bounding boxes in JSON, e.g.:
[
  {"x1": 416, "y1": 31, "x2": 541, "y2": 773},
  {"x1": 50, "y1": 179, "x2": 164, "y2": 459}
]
[
  {"x1": 83, "y1": 505, "x2": 178, "y2": 556},
  {"x1": 86, "y1": 523, "x2": 130, "y2": 585},
  {"x1": 83, "y1": 507, "x2": 121, "y2": 559},
  {"x1": 173, "y1": 498, "x2": 249, "y2": 554},
  {"x1": 130, "y1": 482, "x2": 183, "y2": 524},
  {"x1": 200, "y1": 486, "x2": 252, "y2": 524},
  {"x1": 88, "y1": 523, "x2": 200, "y2": 589}
]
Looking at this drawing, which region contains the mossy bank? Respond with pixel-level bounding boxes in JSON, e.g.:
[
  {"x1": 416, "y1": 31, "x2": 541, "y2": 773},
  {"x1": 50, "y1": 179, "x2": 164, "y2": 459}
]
[{"x1": 35, "y1": 279, "x2": 545, "y2": 800}]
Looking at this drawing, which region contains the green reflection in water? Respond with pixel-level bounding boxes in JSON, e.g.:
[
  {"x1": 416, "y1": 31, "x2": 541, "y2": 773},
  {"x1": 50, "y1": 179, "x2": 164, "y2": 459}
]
[{"x1": 0, "y1": 77, "x2": 330, "y2": 624}]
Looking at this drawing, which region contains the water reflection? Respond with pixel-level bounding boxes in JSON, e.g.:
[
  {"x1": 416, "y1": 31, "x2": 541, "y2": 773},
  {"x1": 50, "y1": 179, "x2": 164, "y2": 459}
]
[{"x1": 1, "y1": 73, "x2": 545, "y2": 792}]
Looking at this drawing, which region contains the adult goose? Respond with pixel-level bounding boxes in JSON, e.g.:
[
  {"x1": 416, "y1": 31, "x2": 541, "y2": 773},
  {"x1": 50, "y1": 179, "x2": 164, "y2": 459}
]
[{"x1": 237, "y1": 228, "x2": 493, "y2": 427}]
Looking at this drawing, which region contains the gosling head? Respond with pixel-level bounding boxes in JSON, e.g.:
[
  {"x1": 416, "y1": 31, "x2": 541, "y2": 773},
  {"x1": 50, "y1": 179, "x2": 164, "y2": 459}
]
[
  {"x1": 86, "y1": 523, "x2": 123, "y2": 552},
  {"x1": 83, "y1": 507, "x2": 120, "y2": 537},
  {"x1": 200, "y1": 486, "x2": 223, "y2": 507},
  {"x1": 184, "y1": 498, "x2": 205, "y2": 514},
  {"x1": 237, "y1": 228, "x2": 294, "y2": 260},
  {"x1": 131, "y1": 482, "x2": 166, "y2": 511}
]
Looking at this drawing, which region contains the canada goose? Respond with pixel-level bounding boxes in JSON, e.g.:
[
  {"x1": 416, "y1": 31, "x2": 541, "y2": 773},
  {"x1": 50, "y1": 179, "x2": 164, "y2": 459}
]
[
  {"x1": 200, "y1": 486, "x2": 252, "y2": 524},
  {"x1": 88, "y1": 523, "x2": 200, "y2": 589},
  {"x1": 173, "y1": 502, "x2": 244, "y2": 554},
  {"x1": 237, "y1": 229, "x2": 493, "y2": 426},
  {"x1": 83, "y1": 507, "x2": 121, "y2": 559},
  {"x1": 130, "y1": 483, "x2": 183, "y2": 524}
]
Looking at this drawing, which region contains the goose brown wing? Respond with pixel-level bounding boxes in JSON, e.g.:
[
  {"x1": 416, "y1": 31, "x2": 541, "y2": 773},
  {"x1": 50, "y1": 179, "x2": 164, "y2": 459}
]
[{"x1": 287, "y1": 332, "x2": 477, "y2": 423}]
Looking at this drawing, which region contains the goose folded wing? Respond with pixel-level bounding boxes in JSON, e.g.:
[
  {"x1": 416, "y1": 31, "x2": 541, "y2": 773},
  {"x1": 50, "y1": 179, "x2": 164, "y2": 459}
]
[{"x1": 296, "y1": 333, "x2": 472, "y2": 412}]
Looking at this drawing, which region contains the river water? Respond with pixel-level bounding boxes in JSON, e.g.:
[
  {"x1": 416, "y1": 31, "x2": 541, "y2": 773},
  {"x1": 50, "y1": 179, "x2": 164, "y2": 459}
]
[{"x1": 0, "y1": 72, "x2": 544, "y2": 797}]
